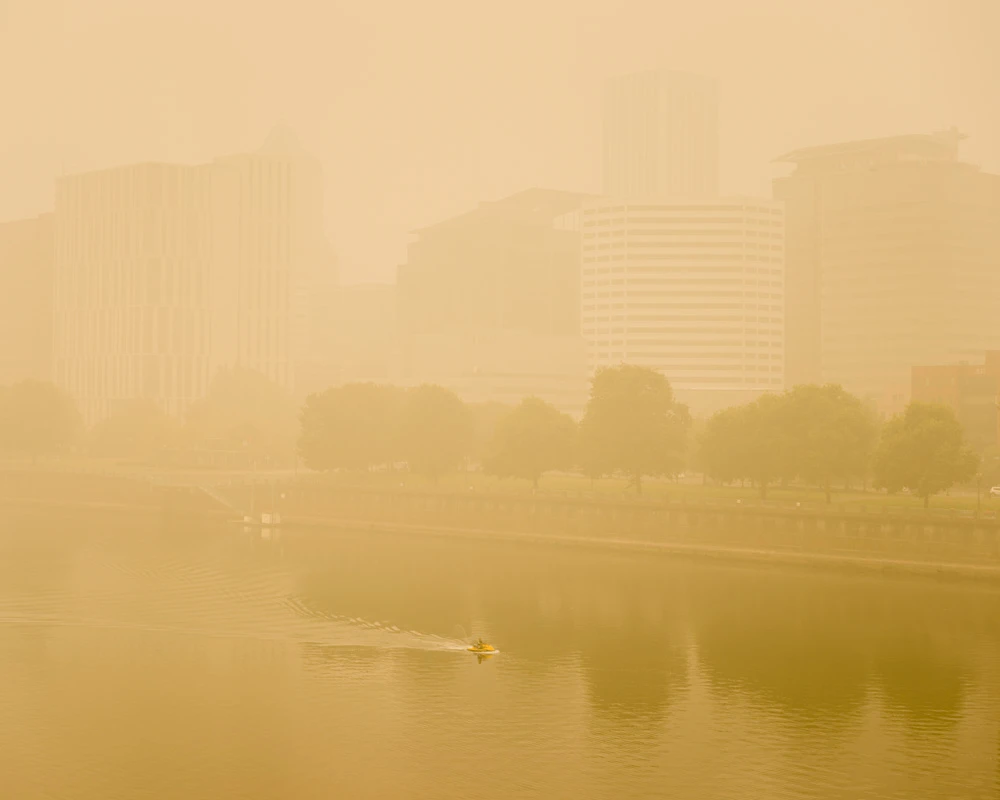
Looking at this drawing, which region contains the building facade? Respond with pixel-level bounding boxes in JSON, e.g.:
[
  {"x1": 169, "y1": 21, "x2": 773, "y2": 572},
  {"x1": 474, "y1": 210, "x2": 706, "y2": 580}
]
[
  {"x1": 401, "y1": 331, "x2": 590, "y2": 418},
  {"x1": 54, "y1": 163, "x2": 215, "y2": 422},
  {"x1": 580, "y1": 198, "x2": 784, "y2": 414},
  {"x1": 53, "y1": 131, "x2": 330, "y2": 424},
  {"x1": 775, "y1": 130, "x2": 1000, "y2": 411},
  {"x1": 396, "y1": 189, "x2": 591, "y2": 414},
  {"x1": 0, "y1": 213, "x2": 54, "y2": 385},
  {"x1": 398, "y1": 188, "x2": 585, "y2": 339},
  {"x1": 211, "y1": 128, "x2": 331, "y2": 392},
  {"x1": 912, "y1": 352, "x2": 1000, "y2": 450},
  {"x1": 603, "y1": 69, "x2": 719, "y2": 200}
]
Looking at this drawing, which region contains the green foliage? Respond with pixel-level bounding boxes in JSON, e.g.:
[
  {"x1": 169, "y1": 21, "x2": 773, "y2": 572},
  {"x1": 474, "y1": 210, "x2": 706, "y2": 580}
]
[
  {"x1": 698, "y1": 405, "x2": 750, "y2": 486},
  {"x1": 980, "y1": 444, "x2": 1000, "y2": 489},
  {"x1": 782, "y1": 384, "x2": 878, "y2": 502},
  {"x1": 484, "y1": 397, "x2": 576, "y2": 488},
  {"x1": 0, "y1": 380, "x2": 81, "y2": 457},
  {"x1": 397, "y1": 384, "x2": 472, "y2": 480},
  {"x1": 466, "y1": 401, "x2": 515, "y2": 465},
  {"x1": 90, "y1": 398, "x2": 176, "y2": 460},
  {"x1": 700, "y1": 394, "x2": 788, "y2": 498},
  {"x1": 298, "y1": 383, "x2": 405, "y2": 471},
  {"x1": 700, "y1": 384, "x2": 880, "y2": 501},
  {"x1": 873, "y1": 402, "x2": 978, "y2": 508},
  {"x1": 184, "y1": 368, "x2": 298, "y2": 462},
  {"x1": 578, "y1": 365, "x2": 690, "y2": 495}
]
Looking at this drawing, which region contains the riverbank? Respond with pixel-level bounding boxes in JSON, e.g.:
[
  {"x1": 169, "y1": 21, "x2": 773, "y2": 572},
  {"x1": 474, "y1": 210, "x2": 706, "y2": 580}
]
[{"x1": 4, "y1": 467, "x2": 1000, "y2": 583}]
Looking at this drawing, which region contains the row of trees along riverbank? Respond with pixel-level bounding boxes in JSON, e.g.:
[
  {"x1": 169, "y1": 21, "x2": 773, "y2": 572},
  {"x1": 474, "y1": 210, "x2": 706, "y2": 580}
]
[
  {"x1": 1, "y1": 365, "x2": 991, "y2": 509},
  {"x1": 298, "y1": 365, "x2": 983, "y2": 508}
]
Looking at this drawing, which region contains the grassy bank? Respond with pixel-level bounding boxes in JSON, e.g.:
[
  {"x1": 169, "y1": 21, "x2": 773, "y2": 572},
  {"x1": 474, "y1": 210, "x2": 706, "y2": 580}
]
[
  {"x1": 294, "y1": 470, "x2": 997, "y2": 517},
  {"x1": 1, "y1": 456, "x2": 995, "y2": 518}
]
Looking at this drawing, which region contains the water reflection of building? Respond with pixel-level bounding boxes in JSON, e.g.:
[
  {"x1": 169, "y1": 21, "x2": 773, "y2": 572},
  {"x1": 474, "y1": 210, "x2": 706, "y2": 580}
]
[
  {"x1": 0, "y1": 213, "x2": 54, "y2": 384},
  {"x1": 775, "y1": 130, "x2": 1000, "y2": 414}
]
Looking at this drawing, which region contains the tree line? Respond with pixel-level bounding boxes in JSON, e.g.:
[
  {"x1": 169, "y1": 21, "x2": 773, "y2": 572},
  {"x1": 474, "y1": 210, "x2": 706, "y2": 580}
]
[
  {"x1": 0, "y1": 369, "x2": 298, "y2": 465},
  {"x1": 0, "y1": 365, "x2": 984, "y2": 507},
  {"x1": 697, "y1": 384, "x2": 978, "y2": 506}
]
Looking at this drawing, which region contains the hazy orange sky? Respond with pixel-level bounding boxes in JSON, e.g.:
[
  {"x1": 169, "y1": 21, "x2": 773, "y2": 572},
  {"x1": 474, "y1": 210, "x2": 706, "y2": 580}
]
[{"x1": 2, "y1": 0, "x2": 997, "y2": 282}]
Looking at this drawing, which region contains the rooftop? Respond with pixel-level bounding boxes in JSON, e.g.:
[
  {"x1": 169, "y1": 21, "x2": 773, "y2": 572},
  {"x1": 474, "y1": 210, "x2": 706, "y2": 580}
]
[
  {"x1": 774, "y1": 129, "x2": 966, "y2": 165},
  {"x1": 411, "y1": 188, "x2": 591, "y2": 235}
]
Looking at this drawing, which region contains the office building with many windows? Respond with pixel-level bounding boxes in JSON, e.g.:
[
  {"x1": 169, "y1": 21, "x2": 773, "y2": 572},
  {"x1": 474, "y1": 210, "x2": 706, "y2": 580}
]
[{"x1": 580, "y1": 198, "x2": 784, "y2": 413}]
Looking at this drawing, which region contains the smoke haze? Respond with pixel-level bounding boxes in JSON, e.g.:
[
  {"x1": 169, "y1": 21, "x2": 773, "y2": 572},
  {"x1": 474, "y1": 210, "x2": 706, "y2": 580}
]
[{"x1": 2, "y1": 0, "x2": 997, "y2": 281}]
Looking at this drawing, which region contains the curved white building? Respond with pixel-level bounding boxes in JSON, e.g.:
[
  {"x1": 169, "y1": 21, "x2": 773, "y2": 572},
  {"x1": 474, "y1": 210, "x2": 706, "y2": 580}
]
[{"x1": 580, "y1": 198, "x2": 784, "y2": 413}]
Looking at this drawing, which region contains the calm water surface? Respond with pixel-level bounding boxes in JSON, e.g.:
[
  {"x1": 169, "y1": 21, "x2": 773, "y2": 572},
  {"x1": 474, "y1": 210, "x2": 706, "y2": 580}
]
[{"x1": 1, "y1": 510, "x2": 999, "y2": 799}]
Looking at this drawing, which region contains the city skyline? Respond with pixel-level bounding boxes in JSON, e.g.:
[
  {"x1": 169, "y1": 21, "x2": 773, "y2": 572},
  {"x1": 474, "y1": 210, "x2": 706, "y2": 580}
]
[{"x1": 2, "y1": 0, "x2": 998, "y2": 283}]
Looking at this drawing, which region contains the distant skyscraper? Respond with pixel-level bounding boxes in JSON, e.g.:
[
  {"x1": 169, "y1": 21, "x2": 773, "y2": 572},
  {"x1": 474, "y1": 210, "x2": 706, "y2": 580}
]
[
  {"x1": 54, "y1": 162, "x2": 216, "y2": 423},
  {"x1": 0, "y1": 213, "x2": 54, "y2": 384},
  {"x1": 603, "y1": 69, "x2": 719, "y2": 200},
  {"x1": 580, "y1": 197, "x2": 784, "y2": 414},
  {"x1": 53, "y1": 130, "x2": 330, "y2": 423},
  {"x1": 774, "y1": 129, "x2": 1000, "y2": 412},
  {"x1": 211, "y1": 127, "x2": 333, "y2": 393}
]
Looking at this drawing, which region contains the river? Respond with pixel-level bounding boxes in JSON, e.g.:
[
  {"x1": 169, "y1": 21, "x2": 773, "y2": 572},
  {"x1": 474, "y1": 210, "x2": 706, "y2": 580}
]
[{"x1": 1, "y1": 509, "x2": 998, "y2": 799}]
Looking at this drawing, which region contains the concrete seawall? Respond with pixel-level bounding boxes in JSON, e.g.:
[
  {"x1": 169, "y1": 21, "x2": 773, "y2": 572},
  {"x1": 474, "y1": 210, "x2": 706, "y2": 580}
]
[
  {"x1": 259, "y1": 485, "x2": 1000, "y2": 580},
  {"x1": 3, "y1": 469, "x2": 999, "y2": 581}
]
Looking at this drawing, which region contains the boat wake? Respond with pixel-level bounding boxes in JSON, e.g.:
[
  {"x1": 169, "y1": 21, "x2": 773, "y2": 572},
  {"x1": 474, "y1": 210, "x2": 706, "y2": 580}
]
[{"x1": 0, "y1": 559, "x2": 470, "y2": 654}]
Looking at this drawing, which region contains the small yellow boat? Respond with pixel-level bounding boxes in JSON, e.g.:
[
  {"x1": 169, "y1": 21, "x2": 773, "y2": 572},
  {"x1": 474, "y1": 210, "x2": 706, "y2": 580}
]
[{"x1": 467, "y1": 637, "x2": 496, "y2": 654}]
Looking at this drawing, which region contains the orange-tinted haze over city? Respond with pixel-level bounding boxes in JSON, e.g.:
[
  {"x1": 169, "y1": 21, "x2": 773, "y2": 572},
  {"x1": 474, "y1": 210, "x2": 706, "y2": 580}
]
[{"x1": 1, "y1": 0, "x2": 997, "y2": 281}]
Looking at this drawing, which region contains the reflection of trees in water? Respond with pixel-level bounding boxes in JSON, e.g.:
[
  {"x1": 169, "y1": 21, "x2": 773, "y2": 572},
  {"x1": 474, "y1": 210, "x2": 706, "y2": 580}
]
[
  {"x1": 293, "y1": 532, "x2": 476, "y2": 635},
  {"x1": 874, "y1": 631, "x2": 968, "y2": 735},
  {"x1": 286, "y1": 530, "x2": 1000, "y2": 739},
  {"x1": 693, "y1": 574, "x2": 871, "y2": 730},
  {"x1": 691, "y1": 566, "x2": 997, "y2": 736},
  {"x1": 293, "y1": 534, "x2": 690, "y2": 726},
  {"x1": 577, "y1": 622, "x2": 688, "y2": 728}
]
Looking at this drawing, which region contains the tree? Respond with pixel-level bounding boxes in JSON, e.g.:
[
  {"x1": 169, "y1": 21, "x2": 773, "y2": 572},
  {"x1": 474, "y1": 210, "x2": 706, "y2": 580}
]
[
  {"x1": 873, "y1": 402, "x2": 978, "y2": 509},
  {"x1": 0, "y1": 380, "x2": 81, "y2": 458},
  {"x1": 484, "y1": 397, "x2": 576, "y2": 489},
  {"x1": 184, "y1": 368, "x2": 298, "y2": 463},
  {"x1": 578, "y1": 365, "x2": 690, "y2": 496},
  {"x1": 397, "y1": 385, "x2": 471, "y2": 481},
  {"x1": 298, "y1": 383, "x2": 404, "y2": 471},
  {"x1": 783, "y1": 384, "x2": 878, "y2": 503},
  {"x1": 466, "y1": 401, "x2": 514, "y2": 467},
  {"x1": 697, "y1": 405, "x2": 748, "y2": 486},
  {"x1": 90, "y1": 398, "x2": 177, "y2": 460},
  {"x1": 700, "y1": 394, "x2": 789, "y2": 499}
]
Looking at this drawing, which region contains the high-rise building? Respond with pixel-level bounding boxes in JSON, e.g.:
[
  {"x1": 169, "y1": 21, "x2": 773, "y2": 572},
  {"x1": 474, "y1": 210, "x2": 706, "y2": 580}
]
[
  {"x1": 53, "y1": 130, "x2": 330, "y2": 423},
  {"x1": 212, "y1": 127, "x2": 333, "y2": 392},
  {"x1": 603, "y1": 69, "x2": 719, "y2": 200},
  {"x1": 775, "y1": 130, "x2": 1000, "y2": 411},
  {"x1": 0, "y1": 213, "x2": 54, "y2": 384},
  {"x1": 580, "y1": 198, "x2": 784, "y2": 414},
  {"x1": 397, "y1": 189, "x2": 591, "y2": 415},
  {"x1": 54, "y1": 163, "x2": 215, "y2": 422}
]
